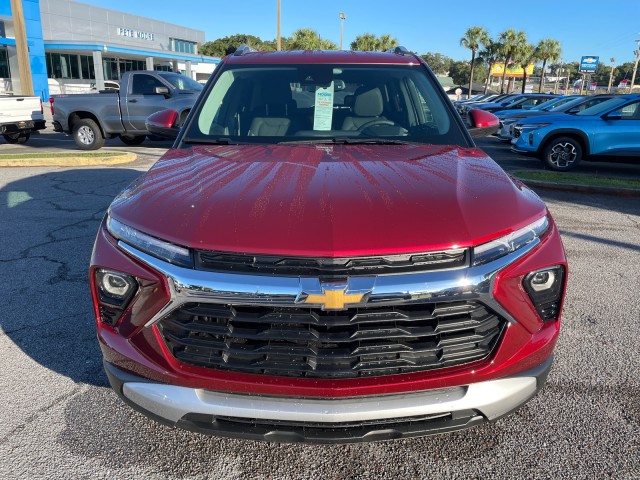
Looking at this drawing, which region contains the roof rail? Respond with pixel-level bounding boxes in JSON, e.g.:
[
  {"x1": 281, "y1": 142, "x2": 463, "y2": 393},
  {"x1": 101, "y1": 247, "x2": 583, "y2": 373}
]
[
  {"x1": 385, "y1": 46, "x2": 410, "y2": 55},
  {"x1": 234, "y1": 45, "x2": 257, "y2": 56}
]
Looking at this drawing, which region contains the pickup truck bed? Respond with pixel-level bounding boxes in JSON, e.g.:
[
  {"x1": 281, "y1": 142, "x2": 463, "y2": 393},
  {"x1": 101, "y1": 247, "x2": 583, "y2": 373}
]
[{"x1": 0, "y1": 95, "x2": 46, "y2": 144}]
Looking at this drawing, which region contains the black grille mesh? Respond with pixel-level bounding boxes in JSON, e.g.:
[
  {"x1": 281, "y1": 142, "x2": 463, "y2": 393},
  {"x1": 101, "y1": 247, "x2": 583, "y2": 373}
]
[{"x1": 158, "y1": 301, "x2": 505, "y2": 379}]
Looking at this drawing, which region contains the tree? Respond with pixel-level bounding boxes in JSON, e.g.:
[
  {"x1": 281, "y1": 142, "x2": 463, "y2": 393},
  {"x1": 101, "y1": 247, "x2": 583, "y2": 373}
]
[
  {"x1": 497, "y1": 29, "x2": 527, "y2": 93},
  {"x1": 536, "y1": 39, "x2": 562, "y2": 93},
  {"x1": 513, "y1": 42, "x2": 537, "y2": 93},
  {"x1": 420, "y1": 52, "x2": 453, "y2": 75},
  {"x1": 351, "y1": 33, "x2": 398, "y2": 51},
  {"x1": 449, "y1": 61, "x2": 470, "y2": 85},
  {"x1": 460, "y1": 27, "x2": 489, "y2": 101},
  {"x1": 289, "y1": 28, "x2": 337, "y2": 50},
  {"x1": 478, "y1": 39, "x2": 502, "y2": 93},
  {"x1": 199, "y1": 34, "x2": 264, "y2": 57},
  {"x1": 377, "y1": 34, "x2": 398, "y2": 52}
]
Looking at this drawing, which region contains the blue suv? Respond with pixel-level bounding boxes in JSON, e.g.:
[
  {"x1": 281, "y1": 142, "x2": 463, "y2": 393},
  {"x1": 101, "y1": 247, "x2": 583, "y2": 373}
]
[{"x1": 511, "y1": 95, "x2": 640, "y2": 171}]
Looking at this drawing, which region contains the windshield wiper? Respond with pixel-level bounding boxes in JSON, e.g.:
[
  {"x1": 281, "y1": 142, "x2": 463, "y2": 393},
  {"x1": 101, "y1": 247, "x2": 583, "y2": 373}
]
[
  {"x1": 182, "y1": 137, "x2": 246, "y2": 145},
  {"x1": 277, "y1": 137, "x2": 415, "y2": 145}
]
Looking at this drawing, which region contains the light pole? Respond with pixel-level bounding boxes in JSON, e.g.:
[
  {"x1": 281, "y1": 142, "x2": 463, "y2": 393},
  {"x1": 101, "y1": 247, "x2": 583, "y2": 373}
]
[
  {"x1": 554, "y1": 60, "x2": 563, "y2": 94},
  {"x1": 276, "y1": 0, "x2": 281, "y2": 51},
  {"x1": 607, "y1": 58, "x2": 616, "y2": 93},
  {"x1": 630, "y1": 41, "x2": 640, "y2": 93},
  {"x1": 9, "y1": 0, "x2": 34, "y2": 95},
  {"x1": 339, "y1": 12, "x2": 346, "y2": 50}
]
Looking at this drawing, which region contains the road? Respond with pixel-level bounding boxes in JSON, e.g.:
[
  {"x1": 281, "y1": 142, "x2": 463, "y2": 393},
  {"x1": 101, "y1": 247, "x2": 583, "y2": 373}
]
[{"x1": 0, "y1": 131, "x2": 639, "y2": 479}]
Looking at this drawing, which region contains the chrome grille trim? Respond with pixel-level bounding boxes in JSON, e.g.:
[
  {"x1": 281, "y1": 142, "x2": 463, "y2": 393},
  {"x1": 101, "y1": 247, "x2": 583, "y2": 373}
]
[{"x1": 117, "y1": 238, "x2": 541, "y2": 329}]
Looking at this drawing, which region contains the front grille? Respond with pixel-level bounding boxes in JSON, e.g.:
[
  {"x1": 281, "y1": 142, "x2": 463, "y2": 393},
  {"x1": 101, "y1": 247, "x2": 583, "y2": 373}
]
[
  {"x1": 194, "y1": 248, "x2": 468, "y2": 277},
  {"x1": 157, "y1": 301, "x2": 506, "y2": 379}
]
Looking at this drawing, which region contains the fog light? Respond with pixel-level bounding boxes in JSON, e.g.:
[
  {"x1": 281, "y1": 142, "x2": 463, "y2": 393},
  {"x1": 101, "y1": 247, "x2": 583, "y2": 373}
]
[
  {"x1": 94, "y1": 269, "x2": 138, "y2": 326},
  {"x1": 523, "y1": 266, "x2": 565, "y2": 321}
]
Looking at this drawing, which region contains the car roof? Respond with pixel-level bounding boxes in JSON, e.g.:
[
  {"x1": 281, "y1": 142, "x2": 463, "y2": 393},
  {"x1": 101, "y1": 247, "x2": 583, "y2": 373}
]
[{"x1": 222, "y1": 49, "x2": 422, "y2": 65}]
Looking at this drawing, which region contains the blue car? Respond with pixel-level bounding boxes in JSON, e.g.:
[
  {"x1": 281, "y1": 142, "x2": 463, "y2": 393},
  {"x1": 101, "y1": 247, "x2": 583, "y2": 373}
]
[
  {"x1": 511, "y1": 94, "x2": 640, "y2": 171},
  {"x1": 493, "y1": 94, "x2": 614, "y2": 142}
]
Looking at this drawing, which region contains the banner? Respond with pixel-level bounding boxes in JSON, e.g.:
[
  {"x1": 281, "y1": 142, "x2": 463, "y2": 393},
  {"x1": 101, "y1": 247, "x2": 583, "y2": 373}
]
[{"x1": 490, "y1": 63, "x2": 534, "y2": 78}]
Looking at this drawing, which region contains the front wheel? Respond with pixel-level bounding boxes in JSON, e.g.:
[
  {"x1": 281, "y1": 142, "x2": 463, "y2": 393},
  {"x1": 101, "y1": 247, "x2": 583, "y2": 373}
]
[
  {"x1": 542, "y1": 137, "x2": 582, "y2": 171},
  {"x1": 119, "y1": 135, "x2": 146, "y2": 146},
  {"x1": 72, "y1": 118, "x2": 104, "y2": 150},
  {"x1": 3, "y1": 132, "x2": 30, "y2": 144}
]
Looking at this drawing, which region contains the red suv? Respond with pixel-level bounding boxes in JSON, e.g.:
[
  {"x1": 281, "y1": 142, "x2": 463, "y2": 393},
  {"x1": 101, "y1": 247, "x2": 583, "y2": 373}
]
[{"x1": 90, "y1": 47, "x2": 567, "y2": 443}]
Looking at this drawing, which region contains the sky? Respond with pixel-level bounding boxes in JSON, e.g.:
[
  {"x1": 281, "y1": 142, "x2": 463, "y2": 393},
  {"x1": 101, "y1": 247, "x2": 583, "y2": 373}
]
[{"x1": 79, "y1": 0, "x2": 640, "y2": 66}]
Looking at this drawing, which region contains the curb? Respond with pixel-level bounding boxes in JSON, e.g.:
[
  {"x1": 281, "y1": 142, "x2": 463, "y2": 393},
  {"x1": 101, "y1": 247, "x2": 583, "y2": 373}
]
[
  {"x1": 513, "y1": 177, "x2": 640, "y2": 198},
  {"x1": 0, "y1": 152, "x2": 137, "y2": 167}
]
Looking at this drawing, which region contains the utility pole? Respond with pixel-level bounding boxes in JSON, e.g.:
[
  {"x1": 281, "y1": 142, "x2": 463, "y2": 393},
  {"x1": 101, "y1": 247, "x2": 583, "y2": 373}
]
[
  {"x1": 10, "y1": 0, "x2": 34, "y2": 96},
  {"x1": 607, "y1": 58, "x2": 615, "y2": 93},
  {"x1": 339, "y1": 12, "x2": 346, "y2": 50},
  {"x1": 276, "y1": 0, "x2": 281, "y2": 51},
  {"x1": 630, "y1": 41, "x2": 640, "y2": 93}
]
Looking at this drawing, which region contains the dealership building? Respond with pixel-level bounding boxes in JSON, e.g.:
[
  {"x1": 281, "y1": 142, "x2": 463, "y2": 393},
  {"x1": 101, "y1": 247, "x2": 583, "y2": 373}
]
[{"x1": 0, "y1": 0, "x2": 219, "y2": 99}]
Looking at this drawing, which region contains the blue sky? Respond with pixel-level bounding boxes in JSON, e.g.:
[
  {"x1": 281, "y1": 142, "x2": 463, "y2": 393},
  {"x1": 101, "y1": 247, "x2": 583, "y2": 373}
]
[{"x1": 81, "y1": 0, "x2": 640, "y2": 65}]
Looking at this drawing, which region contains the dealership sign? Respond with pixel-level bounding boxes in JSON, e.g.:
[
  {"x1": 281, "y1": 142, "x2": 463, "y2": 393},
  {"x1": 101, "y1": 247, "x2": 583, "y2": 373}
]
[
  {"x1": 579, "y1": 56, "x2": 599, "y2": 73},
  {"x1": 490, "y1": 63, "x2": 534, "y2": 78},
  {"x1": 116, "y1": 27, "x2": 154, "y2": 41}
]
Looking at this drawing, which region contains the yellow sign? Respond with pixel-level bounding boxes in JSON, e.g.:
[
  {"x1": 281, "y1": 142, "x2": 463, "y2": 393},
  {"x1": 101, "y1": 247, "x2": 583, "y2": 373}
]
[
  {"x1": 304, "y1": 287, "x2": 366, "y2": 310},
  {"x1": 491, "y1": 63, "x2": 535, "y2": 78}
]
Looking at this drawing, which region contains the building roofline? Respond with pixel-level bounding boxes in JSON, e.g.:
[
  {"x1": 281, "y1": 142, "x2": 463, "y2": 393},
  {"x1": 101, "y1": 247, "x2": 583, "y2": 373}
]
[{"x1": 43, "y1": 42, "x2": 220, "y2": 63}]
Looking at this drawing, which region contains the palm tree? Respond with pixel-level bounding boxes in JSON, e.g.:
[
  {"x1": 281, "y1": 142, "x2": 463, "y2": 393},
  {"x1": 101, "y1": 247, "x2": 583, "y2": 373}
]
[
  {"x1": 479, "y1": 39, "x2": 502, "y2": 93},
  {"x1": 377, "y1": 34, "x2": 398, "y2": 52},
  {"x1": 351, "y1": 33, "x2": 378, "y2": 51},
  {"x1": 498, "y1": 29, "x2": 527, "y2": 94},
  {"x1": 514, "y1": 42, "x2": 537, "y2": 93},
  {"x1": 460, "y1": 27, "x2": 490, "y2": 99},
  {"x1": 536, "y1": 39, "x2": 562, "y2": 93}
]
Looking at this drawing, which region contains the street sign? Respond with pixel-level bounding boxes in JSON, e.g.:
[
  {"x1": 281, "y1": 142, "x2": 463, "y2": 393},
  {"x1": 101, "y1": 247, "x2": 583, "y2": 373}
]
[
  {"x1": 579, "y1": 56, "x2": 599, "y2": 73},
  {"x1": 589, "y1": 82, "x2": 597, "y2": 91}
]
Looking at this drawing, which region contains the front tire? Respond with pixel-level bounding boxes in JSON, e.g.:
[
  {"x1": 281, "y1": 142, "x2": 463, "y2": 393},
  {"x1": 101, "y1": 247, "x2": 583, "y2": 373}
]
[
  {"x1": 3, "y1": 132, "x2": 30, "y2": 144},
  {"x1": 119, "y1": 135, "x2": 146, "y2": 146},
  {"x1": 72, "y1": 118, "x2": 104, "y2": 150},
  {"x1": 542, "y1": 137, "x2": 582, "y2": 171}
]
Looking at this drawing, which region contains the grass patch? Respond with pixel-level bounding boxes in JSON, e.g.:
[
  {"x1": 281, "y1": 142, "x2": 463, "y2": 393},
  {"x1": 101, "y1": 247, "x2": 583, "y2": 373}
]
[
  {"x1": 512, "y1": 170, "x2": 640, "y2": 190},
  {"x1": 0, "y1": 152, "x2": 122, "y2": 159}
]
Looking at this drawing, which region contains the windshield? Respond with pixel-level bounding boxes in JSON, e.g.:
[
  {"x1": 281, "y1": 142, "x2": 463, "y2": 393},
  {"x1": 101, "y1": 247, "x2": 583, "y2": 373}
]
[
  {"x1": 158, "y1": 72, "x2": 203, "y2": 92},
  {"x1": 184, "y1": 64, "x2": 467, "y2": 145},
  {"x1": 534, "y1": 96, "x2": 578, "y2": 111},
  {"x1": 576, "y1": 96, "x2": 628, "y2": 116}
]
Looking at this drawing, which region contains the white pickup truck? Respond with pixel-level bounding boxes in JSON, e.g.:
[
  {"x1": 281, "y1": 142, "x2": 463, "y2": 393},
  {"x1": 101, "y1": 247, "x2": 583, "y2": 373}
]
[{"x1": 0, "y1": 95, "x2": 46, "y2": 144}]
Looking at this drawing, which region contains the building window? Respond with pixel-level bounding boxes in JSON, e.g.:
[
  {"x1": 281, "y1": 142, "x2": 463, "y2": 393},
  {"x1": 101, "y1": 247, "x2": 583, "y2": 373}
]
[
  {"x1": 102, "y1": 58, "x2": 147, "y2": 81},
  {"x1": 170, "y1": 38, "x2": 196, "y2": 54},
  {"x1": 0, "y1": 47, "x2": 9, "y2": 78},
  {"x1": 81, "y1": 55, "x2": 95, "y2": 79},
  {"x1": 154, "y1": 64, "x2": 173, "y2": 72},
  {"x1": 47, "y1": 53, "x2": 95, "y2": 80}
]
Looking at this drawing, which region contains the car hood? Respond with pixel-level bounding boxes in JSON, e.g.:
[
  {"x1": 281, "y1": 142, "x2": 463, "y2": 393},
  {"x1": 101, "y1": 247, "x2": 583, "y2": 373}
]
[{"x1": 109, "y1": 144, "x2": 546, "y2": 257}]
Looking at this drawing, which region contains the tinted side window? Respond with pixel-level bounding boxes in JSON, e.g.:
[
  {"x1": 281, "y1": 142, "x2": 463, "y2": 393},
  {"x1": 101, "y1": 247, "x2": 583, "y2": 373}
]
[{"x1": 131, "y1": 74, "x2": 165, "y2": 95}]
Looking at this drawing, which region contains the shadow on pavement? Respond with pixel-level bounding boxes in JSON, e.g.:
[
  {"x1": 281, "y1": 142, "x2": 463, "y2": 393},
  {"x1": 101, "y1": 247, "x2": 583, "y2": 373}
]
[{"x1": 0, "y1": 168, "x2": 143, "y2": 386}]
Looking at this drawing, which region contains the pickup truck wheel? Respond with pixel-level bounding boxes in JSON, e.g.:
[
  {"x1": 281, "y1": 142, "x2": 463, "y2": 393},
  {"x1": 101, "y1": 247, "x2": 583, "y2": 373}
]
[
  {"x1": 120, "y1": 135, "x2": 146, "y2": 146},
  {"x1": 73, "y1": 118, "x2": 104, "y2": 150},
  {"x1": 3, "y1": 132, "x2": 30, "y2": 144},
  {"x1": 542, "y1": 137, "x2": 582, "y2": 171}
]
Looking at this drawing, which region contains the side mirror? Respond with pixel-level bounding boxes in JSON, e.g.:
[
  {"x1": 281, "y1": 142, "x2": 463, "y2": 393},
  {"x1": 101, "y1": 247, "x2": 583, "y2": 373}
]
[
  {"x1": 155, "y1": 86, "x2": 170, "y2": 97},
  {"x1": 603, "y1": 112, "x2": 622, "y2": 121},
  {"x1": 467, "y1": 109, "x2": 499, "y2": 138},
  {"x1": 146, "y1": 109, "x2": 180, "y2": 138}
]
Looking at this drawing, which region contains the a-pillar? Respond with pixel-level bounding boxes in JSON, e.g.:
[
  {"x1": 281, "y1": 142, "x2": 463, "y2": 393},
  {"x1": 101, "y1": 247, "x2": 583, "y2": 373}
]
[{"x1": 92, "y1": 50, "x2": 105, "y2": 91}]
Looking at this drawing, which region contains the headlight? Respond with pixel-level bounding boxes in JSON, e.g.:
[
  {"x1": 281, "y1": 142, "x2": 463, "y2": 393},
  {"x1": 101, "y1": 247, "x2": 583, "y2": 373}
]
[
  {"x1": 501, "y1": 117, "x2": 521, "y2": 124},
  {"x1": 472, "y1": 216, "x2": 549, "y2": 266},
  {"x1": 106, "y1": 215, "x2": 193, "y2": 268}
]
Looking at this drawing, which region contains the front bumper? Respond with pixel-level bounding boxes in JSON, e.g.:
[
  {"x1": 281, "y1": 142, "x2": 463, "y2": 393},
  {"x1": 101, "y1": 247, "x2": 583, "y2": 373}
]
[{"x1": 105, "y1": 356, "x2": 553, "y2": 443}]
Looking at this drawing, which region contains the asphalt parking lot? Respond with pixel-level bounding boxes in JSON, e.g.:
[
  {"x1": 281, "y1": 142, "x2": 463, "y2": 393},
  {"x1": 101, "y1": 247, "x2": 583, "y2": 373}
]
[{"x1": 0, "y1": 130, "x2": 638, "y2": 479}]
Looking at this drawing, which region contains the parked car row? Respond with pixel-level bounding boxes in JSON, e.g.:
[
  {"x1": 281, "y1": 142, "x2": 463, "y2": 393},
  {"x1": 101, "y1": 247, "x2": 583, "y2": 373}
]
[{"x1": 463, "y1": 92, "x2": 640, "y2": 171}]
